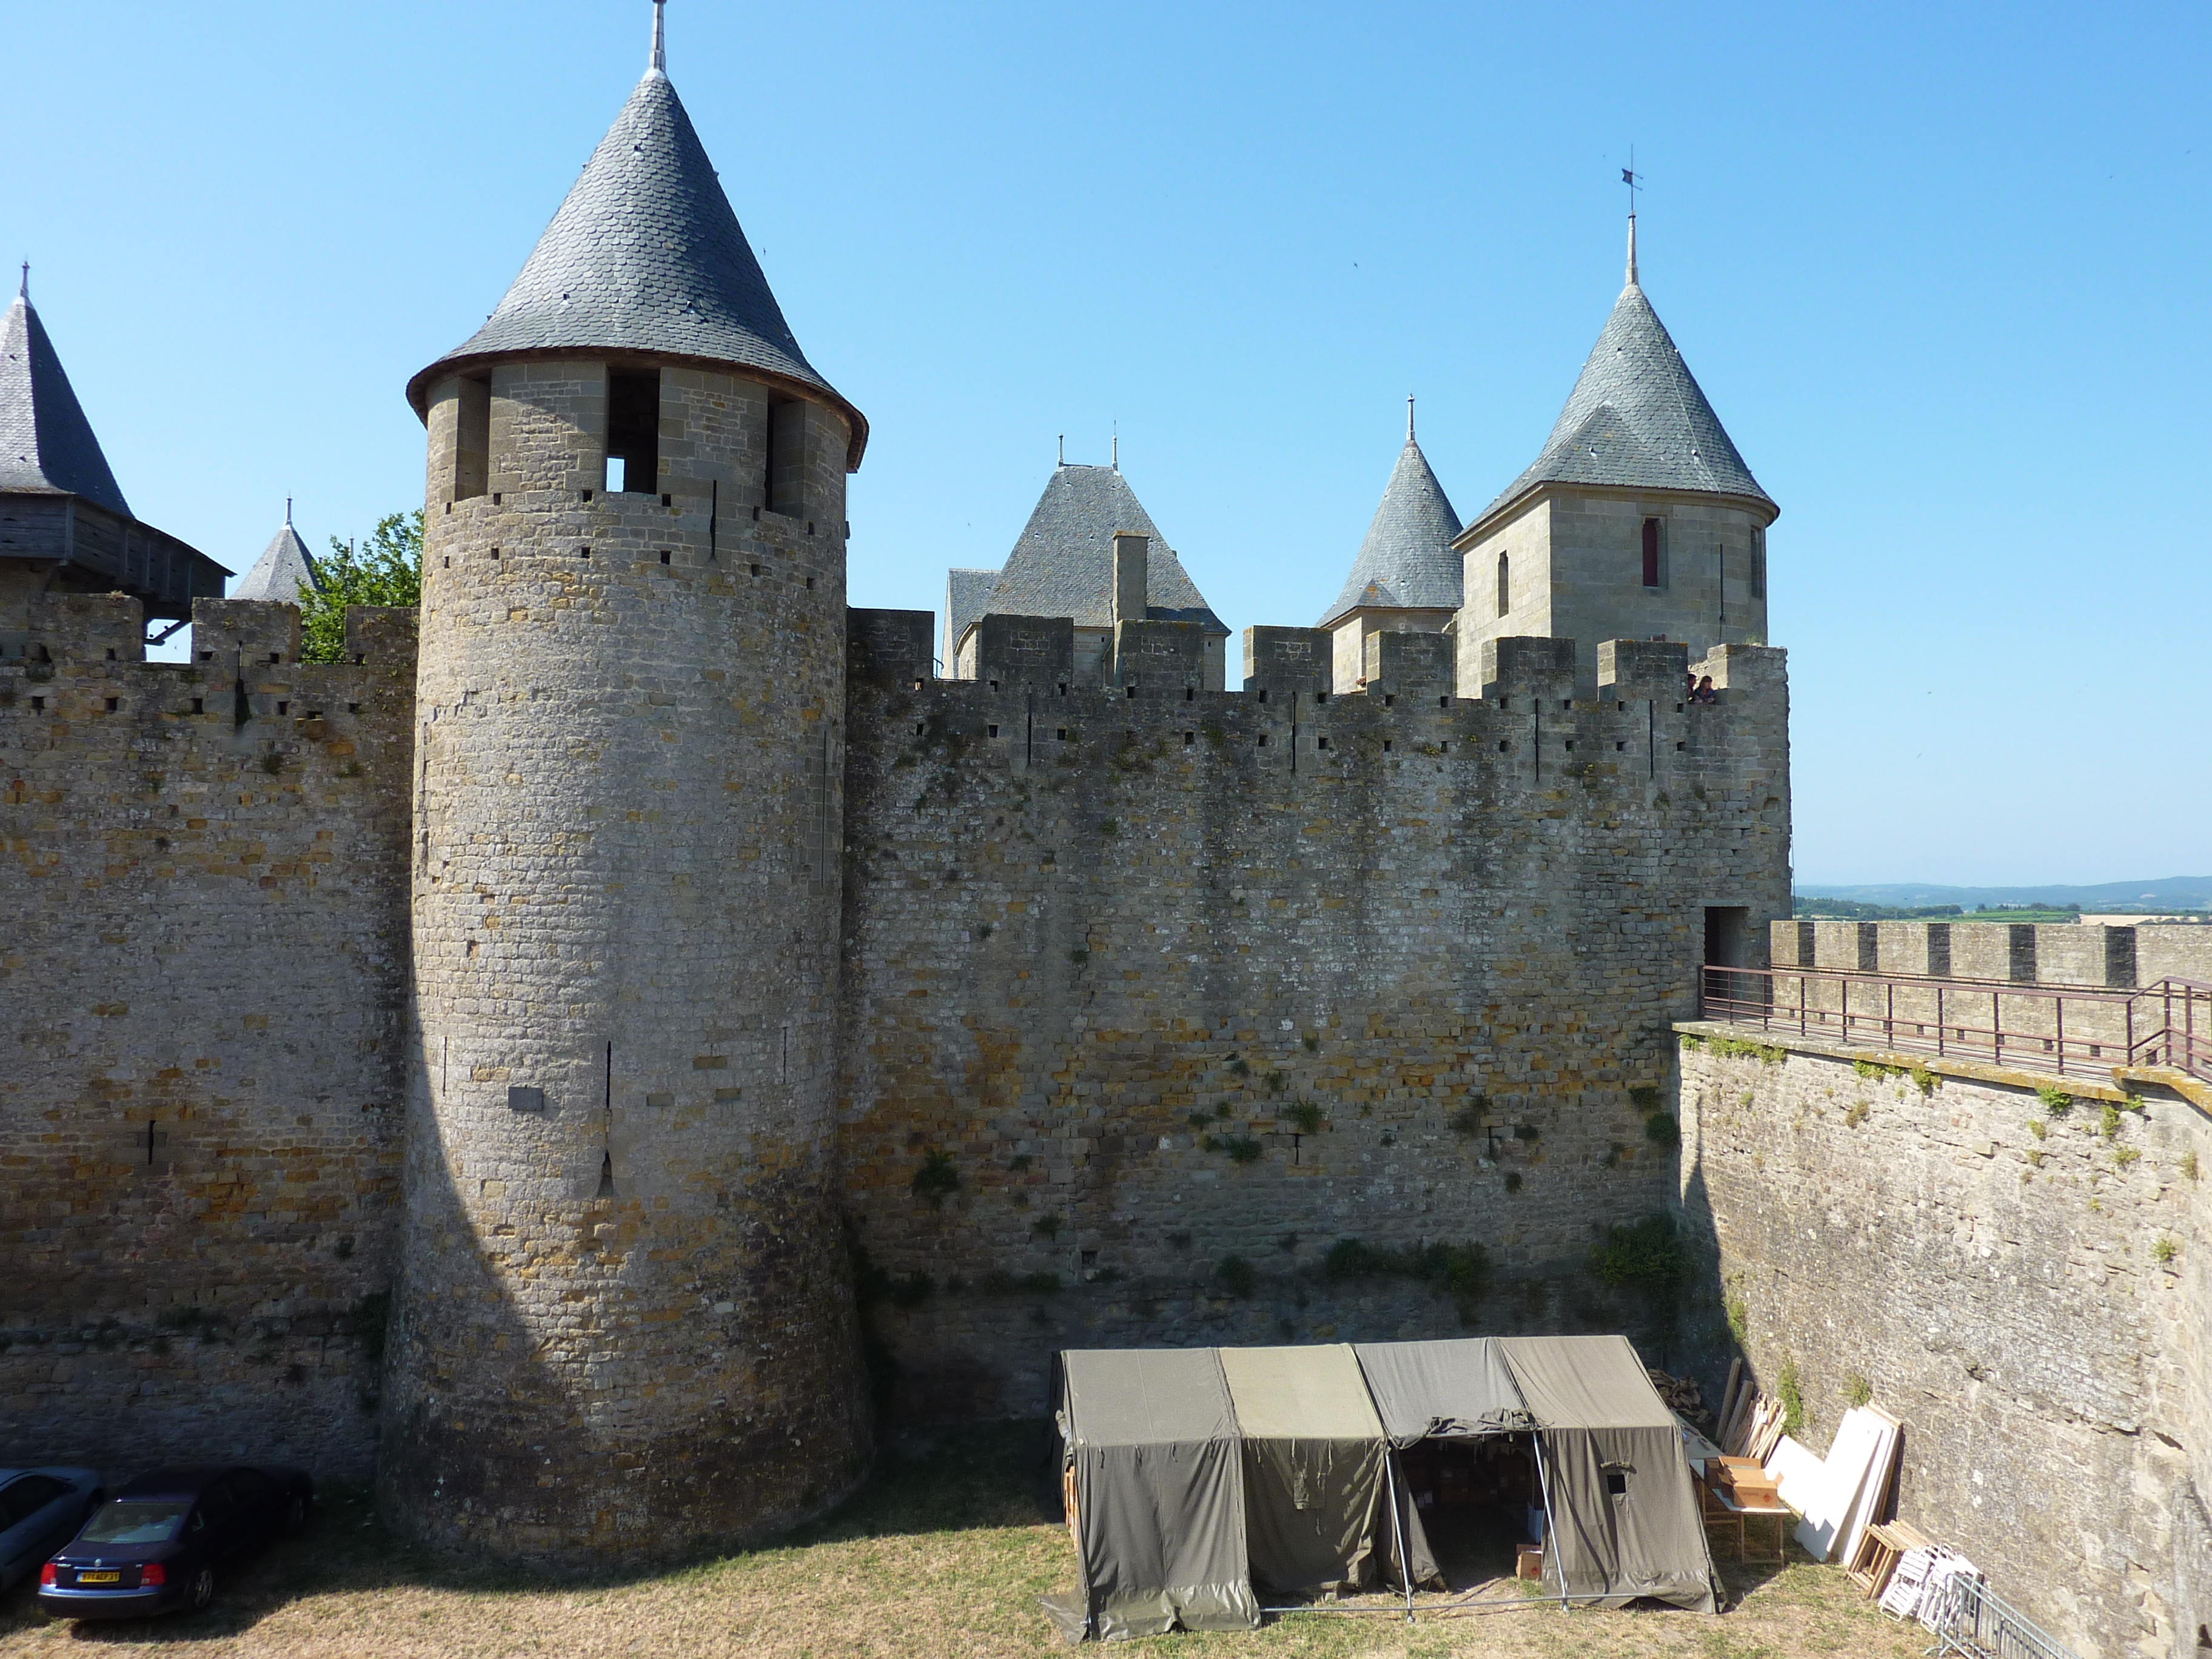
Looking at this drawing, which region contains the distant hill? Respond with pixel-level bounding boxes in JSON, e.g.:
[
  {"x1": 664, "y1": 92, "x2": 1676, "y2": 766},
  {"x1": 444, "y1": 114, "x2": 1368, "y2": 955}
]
[{"x1": 1795, "y1": 876, "x2": 2212, "y2": 911}]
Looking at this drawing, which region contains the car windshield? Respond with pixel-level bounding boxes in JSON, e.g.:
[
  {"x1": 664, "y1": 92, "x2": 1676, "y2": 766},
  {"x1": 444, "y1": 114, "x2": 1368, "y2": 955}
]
[{"x1": 78, "y1": 1500, "x2": 190, "y2": 1544}]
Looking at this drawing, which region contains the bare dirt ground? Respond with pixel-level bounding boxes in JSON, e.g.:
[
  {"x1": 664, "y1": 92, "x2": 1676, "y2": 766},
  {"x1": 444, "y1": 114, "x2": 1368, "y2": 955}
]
[{"x1": 0, "y1": 1427, "x2": 1929, "y2": 1658}]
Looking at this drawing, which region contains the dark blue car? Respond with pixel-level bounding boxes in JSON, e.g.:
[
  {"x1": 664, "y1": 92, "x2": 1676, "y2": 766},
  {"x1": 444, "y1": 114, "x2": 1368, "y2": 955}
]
[
  {"x1": 0, "y1": 1467, "x2": 104, "y2": 1592},
  {"x1": 36, "y1": 1464, "x2": 312, "y2": 1619}
]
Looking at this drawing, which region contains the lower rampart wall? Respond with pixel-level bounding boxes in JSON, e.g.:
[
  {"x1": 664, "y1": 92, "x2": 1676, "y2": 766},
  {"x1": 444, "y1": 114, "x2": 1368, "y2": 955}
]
[
  {"x1": 0, "y1": 596, "x2": 417, "y2": 1481},
  {"x1": 1681, "y1": 1034, "x2": 2210, "y2": 1659}
]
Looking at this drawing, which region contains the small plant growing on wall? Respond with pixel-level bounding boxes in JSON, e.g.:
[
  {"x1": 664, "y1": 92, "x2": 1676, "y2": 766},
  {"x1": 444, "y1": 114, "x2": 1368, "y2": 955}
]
[
  {"x1": 1215, "y1": 1256, "x2": 1258, "y2": 1298},
  {"x1": 2184, "y1": 1151, "x2": 2200, "y2": 1182},
  {"x1": 1503, "y1": 1172, "x2": 1523, "y2": 1193},
  {"x1": 1031, "y1": 1214, "x2": 1062, "y2": 1240},
  {"x1": 1225, "y1": 1056, "x2": 1250, "y2": 1078},
  {"x1": 2100, "y1": 1102, "x2": 2122, "y2": 1140},
  {"x1": 2028, "y1": 1120, "x2": 2046, "y2": 1140},
  {"x1": 1909, "y1": 1064, "x2": 1938, "y2": 1097},
  {"x1": 1513, "y1": 1123, "x2": 1541, "y2": 1144},
  {"x1": 2154, "y1": 1236, "x2": 2178, "y2": 1266},
  {"x1": 2036, "y1": 1086, "x2": 2074, "y2": 1117},
  {"x1": 1007, "y1": 1152, "x2": 1032, "y2": 1172},
  {"x1": 1643, "y1": 1111, "x2": 1680, "y2": 1147},
  {"x1": 1448, "y1": 1107, "x2": 1481, "y2": 1138},
  {"x1": 1844, "y1": 1101, "x2": 1870, "y2": 1128},
  {"x1": 1777, "y1": 1357, "x2": 1806, "y2": 1435},
  {"x1": 1165, "y1": 1230, "x2": 1193, "y2": 1252},
  {"x1": 910, "y1": 1150, "x2": 960, "y2": 1209},
  {"x1": 1219, "y1": 1134, "x2": 1264, "y2": 1164},
  {"x1": 1842, "y1": 1373, "x2": 1873, "y2": 1410},
  {"x1": 1303, "y1": 1033, "x2": 1319, "y2": 1052},
  {"x1": 1264, "y1": 1070, "x2": 1287, "y2": 1095},
  {"x1": 1629, "y1": 1085, "x2": 1663, "y2": 1112},
  {"x1": 1287, "y1": 1101, "x2": 1322, "y2": 1134},
  {"x1": 1187, "y1": 1112, "x2": 1212, "y2": 1130}
]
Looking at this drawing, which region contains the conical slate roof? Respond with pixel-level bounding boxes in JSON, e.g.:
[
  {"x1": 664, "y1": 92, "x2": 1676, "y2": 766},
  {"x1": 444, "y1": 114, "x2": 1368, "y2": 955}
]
[
  {"x1": 230, "y1": 512, "x2": 322, "y2": 602},
  {"x1": 1317, "y1": 427, "x2": 1463, "y2": 626},
  {"x1": 406, "y1": 62, "x2": 865, "y2": 466},
  {"x1": 1471, "y1": 228, "x2": 1771, "y2": 533},
  {"x1": 964, "y1": 464, "x2": 1225, "y2": 640},
  {"x1": 1, "y1": 282, "x2": 132, "y2": 514}
]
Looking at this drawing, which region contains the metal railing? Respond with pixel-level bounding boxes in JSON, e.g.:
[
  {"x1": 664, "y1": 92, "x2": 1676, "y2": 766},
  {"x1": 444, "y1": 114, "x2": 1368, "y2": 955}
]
[
  {"x1": 1698, "y1": 965, "x2": 2212, "y2": 1087},
  {"x1": 1920, "y1": 1572, "x2": 2083, "y2": 1659}
]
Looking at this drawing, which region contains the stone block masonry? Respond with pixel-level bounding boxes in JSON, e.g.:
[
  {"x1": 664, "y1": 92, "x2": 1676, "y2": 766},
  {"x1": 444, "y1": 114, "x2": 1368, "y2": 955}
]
[
  {"x1": 836, "y1": 615, "x2": 1791, "y2": 1420},
  {"x1": 1680, "y1": 1037, "x2": 2211, "y2": 1658},
  {"x1": 0, "y1": 593, "x2": 417, "y2": 1481}
]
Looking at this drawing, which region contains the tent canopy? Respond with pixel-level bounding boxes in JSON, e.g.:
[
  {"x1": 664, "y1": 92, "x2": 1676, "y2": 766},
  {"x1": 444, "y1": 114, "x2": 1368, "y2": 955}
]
[{"x1": 1354, "y1": 1338, "x2": 1537, "y2": 1447}]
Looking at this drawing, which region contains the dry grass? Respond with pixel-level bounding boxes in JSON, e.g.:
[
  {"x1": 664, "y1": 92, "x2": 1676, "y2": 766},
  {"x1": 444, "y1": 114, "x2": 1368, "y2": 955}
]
[{"x1": 0, "y1": 1427, "x2": 1931, "y2": 1658}]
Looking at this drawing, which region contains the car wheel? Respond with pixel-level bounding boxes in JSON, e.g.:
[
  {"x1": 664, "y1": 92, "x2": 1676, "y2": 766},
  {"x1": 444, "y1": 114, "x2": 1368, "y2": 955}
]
[
  {"x1": 284, "y1": 1495, "x2": 309, "y2": 1535},
  {"x1": 190, "y1": 1567, "x2": 216, "y2": 1610}
]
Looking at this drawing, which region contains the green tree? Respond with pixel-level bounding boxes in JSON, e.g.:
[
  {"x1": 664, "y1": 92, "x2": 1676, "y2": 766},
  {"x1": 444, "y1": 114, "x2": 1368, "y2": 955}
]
[{"x1": 298, "y1": 511, "x2": 423, "y2": 663}]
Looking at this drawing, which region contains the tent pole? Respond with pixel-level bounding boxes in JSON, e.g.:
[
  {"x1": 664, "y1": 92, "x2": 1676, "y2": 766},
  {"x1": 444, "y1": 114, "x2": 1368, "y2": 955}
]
[
  {"x1": 1530, "y1": 1433, "x2": 1563, "y2": 1614},
  {"x1": 1385, "y1": 1452, "x2": 1413, "y2": 1623}
]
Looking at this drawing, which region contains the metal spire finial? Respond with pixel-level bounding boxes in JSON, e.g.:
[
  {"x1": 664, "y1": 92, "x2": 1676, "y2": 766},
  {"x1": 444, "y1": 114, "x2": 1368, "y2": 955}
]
[
  {"x1": 1621, "y1": 152, "x2": 1644, "y2": 287},
  {"x1": 285, "y1": 497, "x2": 293, "y2": 527},
  {"x1": 1406, "y1": 394, "x2": 1416, "y2": 444},
  {"x1": 16, "y1": 262, "x2": 26, "y2": 300},
  {"x1": 1111, "y1": 424, "x2": 1118, "y2": 472},
  {"x1": 1057, "y1": 434, "x2": 1064, "y2": 465},
  {"x1": 649, "y1": 0, "x2": 667, "y2": 75}
]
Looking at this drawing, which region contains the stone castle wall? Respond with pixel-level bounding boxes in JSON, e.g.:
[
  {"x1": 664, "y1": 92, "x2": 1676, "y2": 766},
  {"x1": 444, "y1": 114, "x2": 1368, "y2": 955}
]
[
  {"x1": 834, "y1": 612, "x2": 1791, "y2": 1420},
  {"x1": 1680, "y1": 1033, "x2": 2211, "y2": 1658},
  {"x1": 0, "y1": 592, "x2": 416, "y2": 1480}
]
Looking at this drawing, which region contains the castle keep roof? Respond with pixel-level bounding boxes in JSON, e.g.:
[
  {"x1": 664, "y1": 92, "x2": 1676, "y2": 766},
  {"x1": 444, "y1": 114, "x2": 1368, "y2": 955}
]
[
  {"x1": 1, "y1": 275, "x2": 227, "y2": 620},
  {"x1": 959, "y1": 463, "x2": 1226, "y2": 648},
  {"x1": 230, "y1": 509, "x2": 321, "y2": 602},
  {"x1": 406, "y1": 61, "x2": 866, "y2": 468},
  {"x1": 1317, "y1": 421, "x2": 1463, "y2": 627},
  {"x1": 1469, "y1": 225, "x2": 1772, "y2": 537},
  {"x1": 2, "y1": 282, "x2": 132, "y2": 515}
]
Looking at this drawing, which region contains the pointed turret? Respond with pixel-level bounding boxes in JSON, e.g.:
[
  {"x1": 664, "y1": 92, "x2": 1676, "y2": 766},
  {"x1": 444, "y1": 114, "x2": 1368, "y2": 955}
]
[
  {"x1": 2, "y1": 275, "x2": 131, "y2": 514},
  {"x1": 1, "y1": 273, "x2": 227, "y2": 627},
  {"x1": 406, "y1": 46, "x2": 865, "y2": 465},
  {"x1": 1316, "y1": 403, "x2": 1463, "y2": 689},
  {"x1": 1450, "y1": 224, "x2": 1777, "y2": 696},
  {"x1": 230, "y1": 502, "x2": 321, "y2": 602}
]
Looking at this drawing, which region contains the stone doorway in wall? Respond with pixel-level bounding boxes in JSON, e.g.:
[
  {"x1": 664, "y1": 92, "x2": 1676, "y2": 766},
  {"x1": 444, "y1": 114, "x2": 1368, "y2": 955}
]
[{"x1": 1704, "y1": 905, "x2": 1752, "y2": 1016}]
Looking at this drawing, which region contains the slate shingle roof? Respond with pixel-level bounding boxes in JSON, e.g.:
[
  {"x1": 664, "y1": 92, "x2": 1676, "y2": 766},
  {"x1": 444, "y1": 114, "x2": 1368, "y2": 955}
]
[
  {"x1": 1317, "y1": 435, "x2": 1463, "y2": 627},
  {"x1": 230, "y1": 517, "x2": 322, "y2": 602},
  {"x1": 1470, "y1": 269, "x2": 1772, "y2": 535},
  {"x1": 406, "y1": 67, "x2": 866, "y2": 468},
  {"x1": 1, "y1": 289, "x2": 132, "y2": 514},
  {"x1": 956, "y1": 464, "x2": 1226, "y2": 647}
]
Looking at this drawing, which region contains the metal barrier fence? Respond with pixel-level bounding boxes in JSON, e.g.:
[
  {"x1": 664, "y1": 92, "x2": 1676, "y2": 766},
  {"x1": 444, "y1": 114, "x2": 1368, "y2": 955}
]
[
  {"x1": 1697, "y1": 965, "x2": 2212, "y2": 1087},
  {"x1": 1921, "y1": 1572, "x2": 2083, "y2": 1659}
]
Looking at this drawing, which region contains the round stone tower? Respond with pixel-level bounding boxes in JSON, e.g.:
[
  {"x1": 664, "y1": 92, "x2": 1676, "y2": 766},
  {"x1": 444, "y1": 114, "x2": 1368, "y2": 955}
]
[{"x1": 380, "y1": 6, "x2": 872, "y2": 1566}]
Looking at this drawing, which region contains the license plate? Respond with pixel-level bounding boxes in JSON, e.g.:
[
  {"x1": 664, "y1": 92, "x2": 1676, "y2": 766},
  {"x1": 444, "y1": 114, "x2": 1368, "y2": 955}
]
[{"x1": 78, "y1": 1571, "x2": 121, "y2": 1584}]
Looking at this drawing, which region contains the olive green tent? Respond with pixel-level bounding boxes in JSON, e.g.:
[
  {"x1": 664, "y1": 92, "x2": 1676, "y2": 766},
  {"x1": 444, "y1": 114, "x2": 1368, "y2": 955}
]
[
  {"x1": 1499, "y1": 1335, "x2": 1720, "y2": 1613},
  {"x1": 1042, "y1": 1349, "x2": 1261, "y2": 1641},
  {"x1": 1215, "y1": 1344, "x2": 1412, "y2": 1597},
  {"x1": 1047, "y1": 1334, "x2": 1715, "y2": 1640}
]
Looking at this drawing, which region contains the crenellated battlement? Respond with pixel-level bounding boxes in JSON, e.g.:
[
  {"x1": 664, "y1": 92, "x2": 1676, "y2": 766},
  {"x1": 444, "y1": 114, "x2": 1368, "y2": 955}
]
[{"x1": 848, "y1": 609, "x2": 1788, "y2": 798}]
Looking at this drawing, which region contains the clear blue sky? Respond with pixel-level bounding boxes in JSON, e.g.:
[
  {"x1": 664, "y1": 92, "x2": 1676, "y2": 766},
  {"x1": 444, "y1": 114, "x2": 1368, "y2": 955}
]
[{"x1": 7, "y1": 1, "x2": 2205, "y2": 886}]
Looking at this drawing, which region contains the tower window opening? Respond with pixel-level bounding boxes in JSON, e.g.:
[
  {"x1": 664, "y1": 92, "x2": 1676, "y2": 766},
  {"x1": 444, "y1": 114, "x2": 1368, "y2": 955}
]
[
  {"x1": 1496, "y1": 551, "x2": 1510, "y2": 616},
  {"x1": 765, "y1": 398, "x2": 805, "y2": 515},
  {"x1": 1641, "y1": 518, "x2": 1666, "y2": 588},
  {"x1": 452, "y1": 376, "x2": 491, "y2": 501},
  {"x1": 1751, "y1": 526, "x2": 1768, "y2": 600},
  {"x1": 605, "y1": 368, "x2": 662, "y2": 495}
]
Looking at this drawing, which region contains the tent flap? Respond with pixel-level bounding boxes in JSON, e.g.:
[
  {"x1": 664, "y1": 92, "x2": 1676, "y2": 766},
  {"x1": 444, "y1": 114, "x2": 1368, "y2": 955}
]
[
  {"x1": 1218, "y1": 1346, "x2": 1391, "y2": 1597},
  {"x1": 1354, "y1": 1338, "x2": 1537, "y2": 1446}
]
